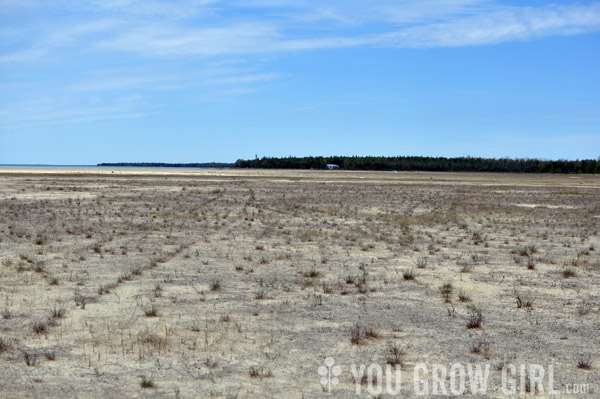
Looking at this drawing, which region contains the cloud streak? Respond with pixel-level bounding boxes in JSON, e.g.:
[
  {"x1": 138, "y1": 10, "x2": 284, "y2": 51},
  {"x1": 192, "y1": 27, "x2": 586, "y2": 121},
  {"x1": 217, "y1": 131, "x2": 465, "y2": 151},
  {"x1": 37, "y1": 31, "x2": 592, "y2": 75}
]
[
  {"x1": 86, "y1": 3, "x2": 600, "y2": 57},
  {"x1": 2, "y1": 1, "x2": 600, "y2": 63},
  {"x1": 2, "y1": 1, "x2": 599, "y2": 129}
]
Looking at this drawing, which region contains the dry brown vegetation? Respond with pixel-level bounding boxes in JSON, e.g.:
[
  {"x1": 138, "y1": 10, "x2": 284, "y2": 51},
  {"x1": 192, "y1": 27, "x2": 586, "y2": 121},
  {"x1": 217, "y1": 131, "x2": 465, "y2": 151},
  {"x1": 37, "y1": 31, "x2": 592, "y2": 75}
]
[{"x1": 0, "y1": 168, "x2": 599, "y2": 398}]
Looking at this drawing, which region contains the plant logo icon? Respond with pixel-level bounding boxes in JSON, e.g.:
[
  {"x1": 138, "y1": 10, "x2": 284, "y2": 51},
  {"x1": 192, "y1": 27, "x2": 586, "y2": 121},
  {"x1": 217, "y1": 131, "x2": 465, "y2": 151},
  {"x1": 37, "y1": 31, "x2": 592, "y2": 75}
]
[{"x1": 318, "y1": 357, "x2": 342, "y2": 394}]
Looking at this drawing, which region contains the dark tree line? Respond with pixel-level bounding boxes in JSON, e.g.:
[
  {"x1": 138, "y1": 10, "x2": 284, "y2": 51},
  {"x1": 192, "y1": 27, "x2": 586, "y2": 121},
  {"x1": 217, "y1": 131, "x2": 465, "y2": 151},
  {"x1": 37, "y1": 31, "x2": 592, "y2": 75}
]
[
  {"x1": 234, "y1": 156, "x2": 600, "y2": 174},
  {"x1": 98, "y1": 162, "x2": 234, "y2": 168}
]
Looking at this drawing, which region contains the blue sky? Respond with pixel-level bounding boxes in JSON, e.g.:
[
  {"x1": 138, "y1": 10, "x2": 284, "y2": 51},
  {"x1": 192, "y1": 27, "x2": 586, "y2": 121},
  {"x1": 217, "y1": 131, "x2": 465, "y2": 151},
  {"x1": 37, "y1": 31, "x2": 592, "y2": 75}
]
[{"x1": 1, "y1": 0, "x2": 599, "y2": 164}]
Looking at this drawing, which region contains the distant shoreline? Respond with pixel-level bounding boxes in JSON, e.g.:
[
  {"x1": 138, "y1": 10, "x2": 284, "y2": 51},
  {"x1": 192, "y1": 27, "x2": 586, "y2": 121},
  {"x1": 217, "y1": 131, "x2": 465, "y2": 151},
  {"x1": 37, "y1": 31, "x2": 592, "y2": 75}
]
[{"x1": 97, "y1": 162, "x2": 234, "y2": 168}]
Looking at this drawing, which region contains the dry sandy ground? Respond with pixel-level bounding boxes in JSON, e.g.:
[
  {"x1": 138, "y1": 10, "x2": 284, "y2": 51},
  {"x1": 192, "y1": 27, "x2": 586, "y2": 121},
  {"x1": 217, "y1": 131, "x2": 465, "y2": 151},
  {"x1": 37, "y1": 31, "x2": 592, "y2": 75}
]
[{"x1": 0, "y1": 168, "x2": 599, "y2": 399}]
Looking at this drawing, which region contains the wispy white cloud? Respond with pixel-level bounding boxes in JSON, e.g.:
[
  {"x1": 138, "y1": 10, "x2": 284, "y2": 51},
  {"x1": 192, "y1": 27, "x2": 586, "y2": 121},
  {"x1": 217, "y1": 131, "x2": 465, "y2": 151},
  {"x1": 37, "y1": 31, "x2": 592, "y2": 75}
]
[
  {"x1": 381, "y1": 3, "x2": 600, "y2": 47},
  {"x1": 3, "y1": 1, "x2": 599, "y2": 64},
  {"x1": 83, "y1": 3, "x2": 600, "y2": 57},
  {"x1": 2, "y1": 1, "x2": 599, "y2": 129},
  {"x1": 205, "y1": 72, "x2": 281, "y2": 85},
  {"x1": 0, "y1": 95, "x2": 150, "y2": 130},
  {"x1": 0, "y1": 48, "x2": 45, "y2": 63}
]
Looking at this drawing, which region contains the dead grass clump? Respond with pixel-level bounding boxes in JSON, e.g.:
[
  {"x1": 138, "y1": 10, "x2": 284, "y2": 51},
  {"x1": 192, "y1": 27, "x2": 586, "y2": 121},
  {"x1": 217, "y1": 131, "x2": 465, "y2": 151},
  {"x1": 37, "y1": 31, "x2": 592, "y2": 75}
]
[{"x1": 138, "y1": 331, "x2": 167, "y2": 350}]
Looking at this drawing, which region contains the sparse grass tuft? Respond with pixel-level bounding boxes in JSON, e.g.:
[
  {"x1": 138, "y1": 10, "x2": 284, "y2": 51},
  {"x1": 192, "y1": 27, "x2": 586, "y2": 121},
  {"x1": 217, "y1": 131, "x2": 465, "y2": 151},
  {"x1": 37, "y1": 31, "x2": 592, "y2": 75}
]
[
  {"x1": 562, "y1": 268, "x2": 577, "y2": 278},
  {"x1": 458, "y1": 290, "x2": 471, "y2": 302},
  {"x1": 143, "y1": 304, "x2": 159, "y2": 317},
  {"x1": 403, "y1": 269, "x2": 415, "y2": 280},
  {"x1": 577, "y1": 355, "x2": 593, "y2": 370},
  {"x1": 249, "y1": 366, "x2": 272, "y2": 379},
  {"x1": 50, "y1": 306, "x2": 66, "y2": 319},
  {"x1": 140, "y1": 375, "x2": 155, "y2": 388},
  {"x1": 384, "y1": 342, "x2": 406, "y2": 366},
  {"x1": 303, "y1": 268, "x2": 321, "y2": 278}
]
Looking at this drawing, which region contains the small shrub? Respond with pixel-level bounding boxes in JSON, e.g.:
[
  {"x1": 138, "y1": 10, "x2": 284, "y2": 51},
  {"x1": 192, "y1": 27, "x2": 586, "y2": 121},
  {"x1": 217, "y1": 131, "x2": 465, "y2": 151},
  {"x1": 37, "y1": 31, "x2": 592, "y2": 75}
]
[
  {"x1": 0, "y1": 337, "x2": 10, "y2": 353},
  {"x1": 22, "y1": 350, "x2": 37, "y2": 366},
  {"x1": 98, "y1": 285, "x2": 110, "y2": 295},
  {"x1": 365, "y1": 326, "x2": 379, "y2": 339},
  {"x1": 350, "y1": 323, "x2": 366, "y2": 345},
  {"x1": 466, "y1": 305, "x2": 483, "y2": 329},
  {"x1": 44, "y1": 351, "x2": 56, "y2": 361},
  {"x1": 310, "y1": 294, "x2": 323, "y2": 307},
  {"x1": 577, "y1": 301, "x2": 591, "y2": 316},
  {"x1": 469, "y1": 339, "x2": 491, "y2": 356},
  {"x1": 210, "y1": 280, "x2": 221, "y2": 291},
  {"x1": 459, "y1": 261, "x2": 473, "y2": 273},
  {"x1": 33, "y1": 262, "x2": 46, "y2": 273},
  {"x1": 440, "y1": 282, "x2": 454, "y2": 303},
  {"x1": 516, "y1": 296, "x2": 533, "y2": 309},
  {"x1": 32, "y1": 321, "x2": 48, "y2": 334},
  {"x1": 35, "y1": 232, "x2": 48, "y2": 245},
  {"x1": 2, "y1": 309, "x2": 13, "y2": 319}
]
